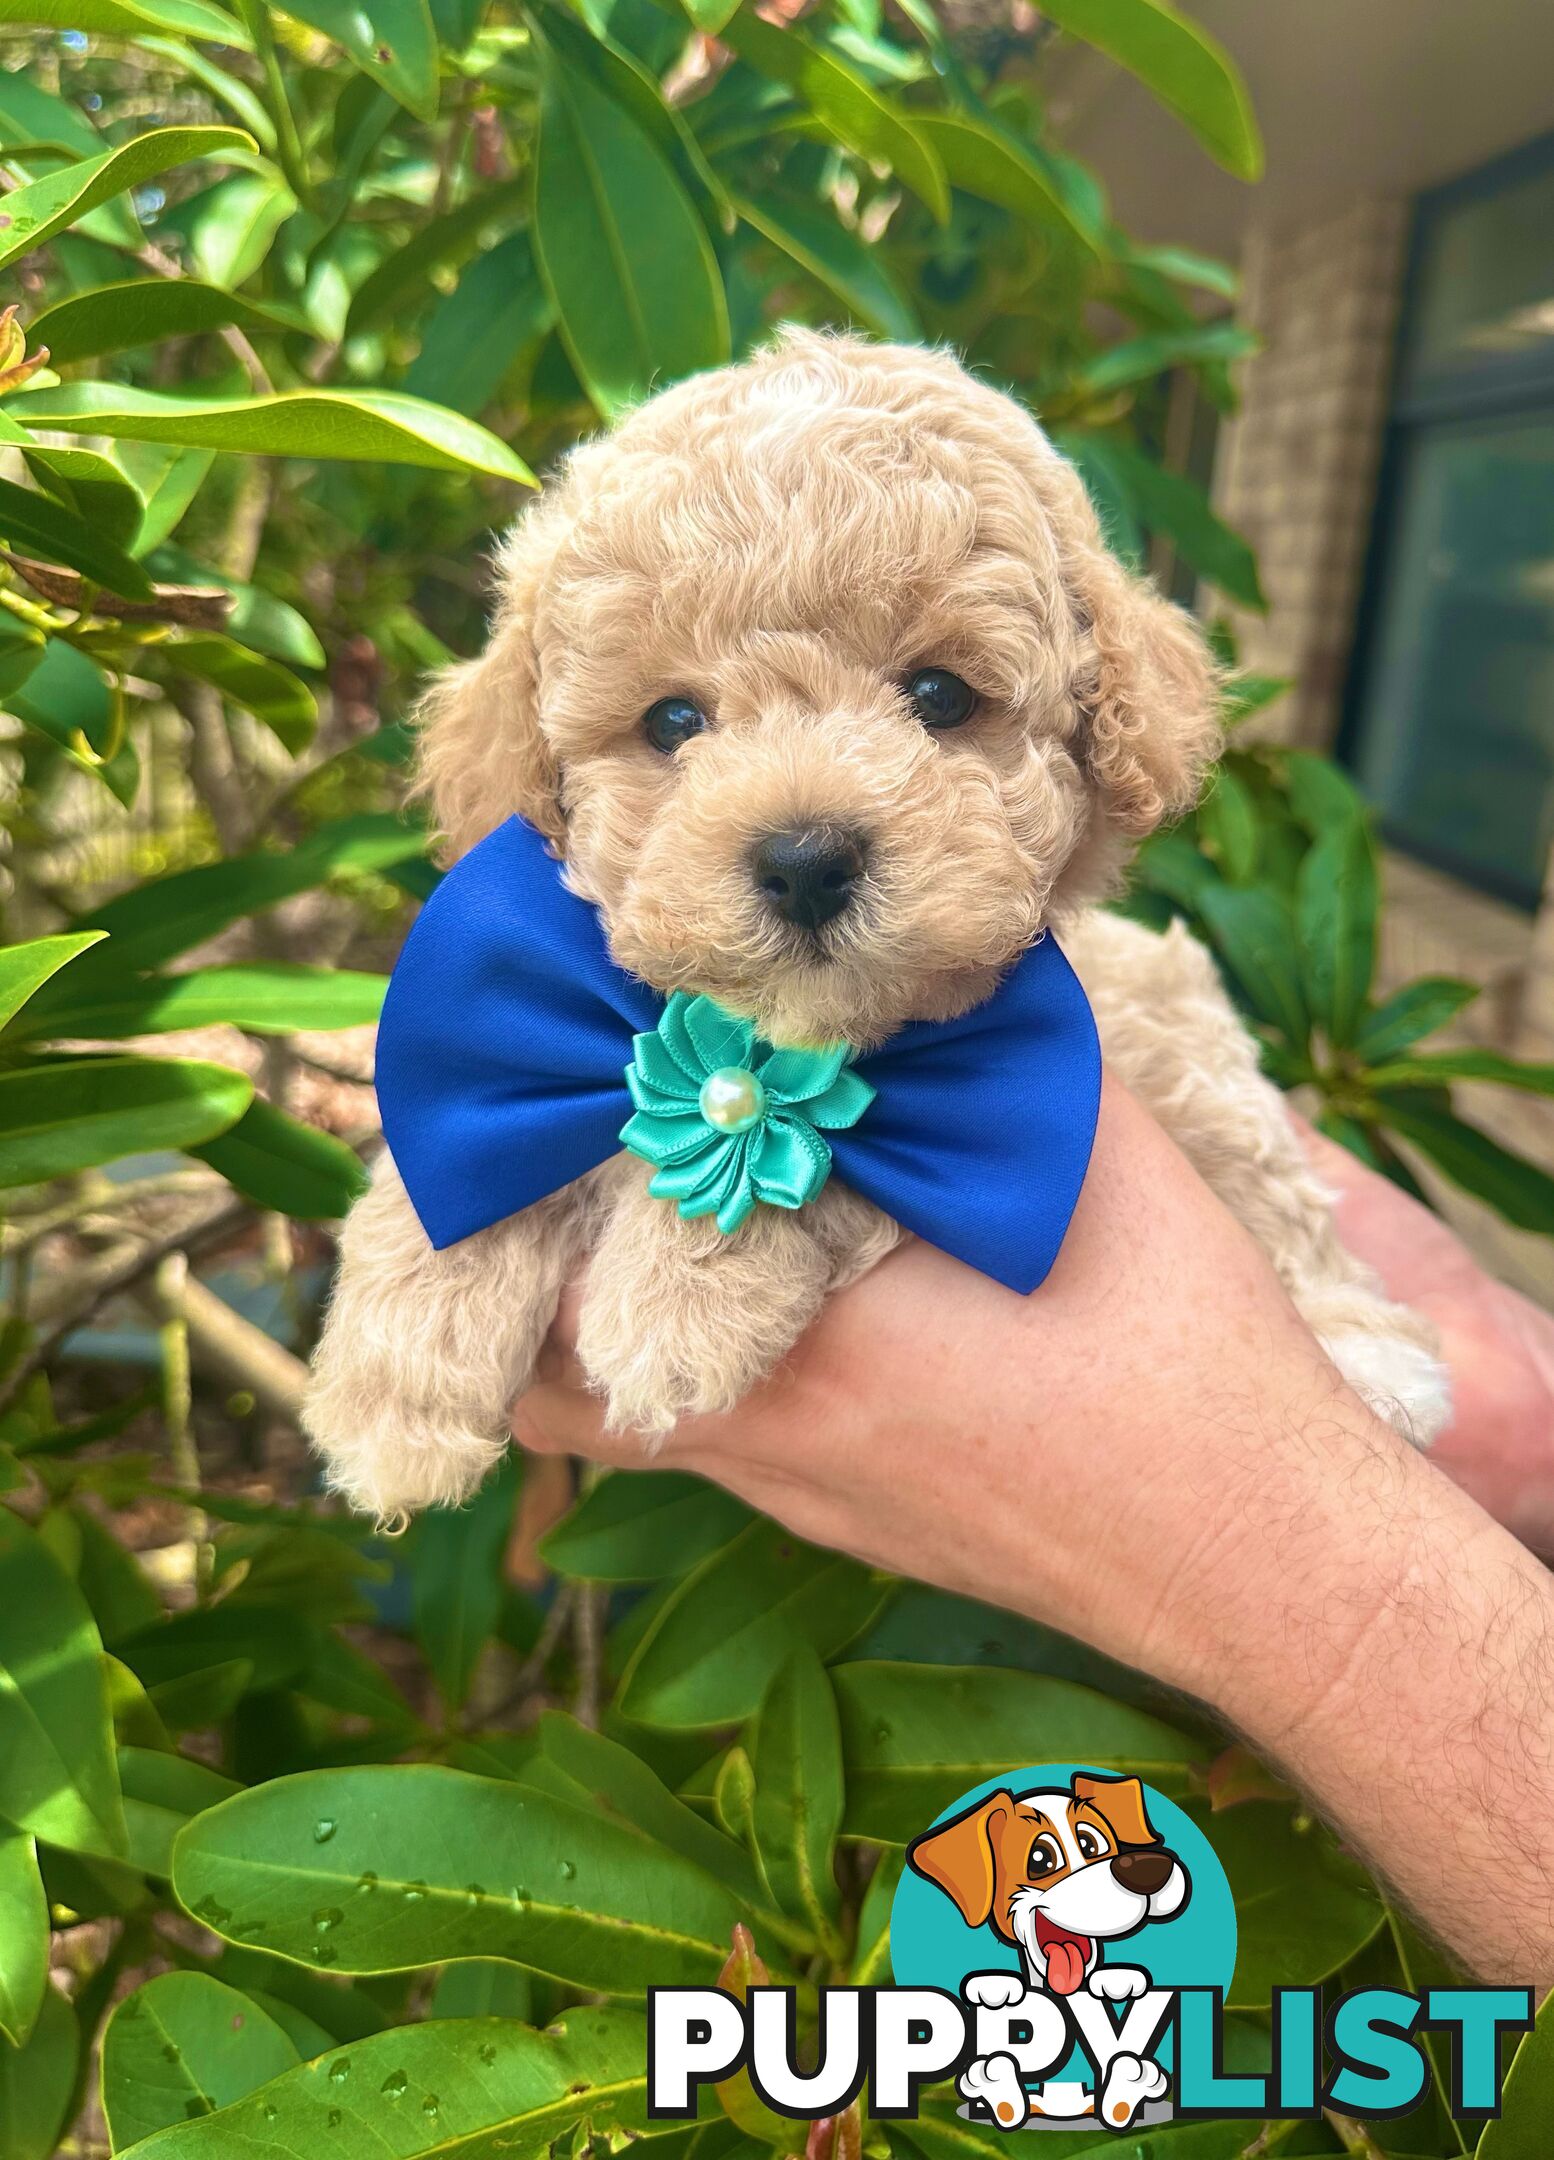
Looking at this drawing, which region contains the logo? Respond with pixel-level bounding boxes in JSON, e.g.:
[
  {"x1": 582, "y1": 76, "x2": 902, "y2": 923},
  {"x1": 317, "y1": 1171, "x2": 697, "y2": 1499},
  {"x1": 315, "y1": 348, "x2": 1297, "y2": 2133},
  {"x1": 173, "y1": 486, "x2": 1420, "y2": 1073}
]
[
  {"x1": 646, "y1": 1761, "x2": 1534, "y2": 2135},
  {"x1": 893, "y1": 1765, "x2": 1232, "y2": 2131}
]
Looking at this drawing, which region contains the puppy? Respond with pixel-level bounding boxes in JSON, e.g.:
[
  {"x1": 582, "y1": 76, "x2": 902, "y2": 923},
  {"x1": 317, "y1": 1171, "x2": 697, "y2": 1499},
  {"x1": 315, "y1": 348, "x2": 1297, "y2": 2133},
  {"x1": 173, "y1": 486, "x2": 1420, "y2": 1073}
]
[
  {"x1": 305, "y1": 330, "x2": 1450, "y2": 1519},
  {"x1": 908, "y1": 1774, "x2": 1185, "y2": 2128}
]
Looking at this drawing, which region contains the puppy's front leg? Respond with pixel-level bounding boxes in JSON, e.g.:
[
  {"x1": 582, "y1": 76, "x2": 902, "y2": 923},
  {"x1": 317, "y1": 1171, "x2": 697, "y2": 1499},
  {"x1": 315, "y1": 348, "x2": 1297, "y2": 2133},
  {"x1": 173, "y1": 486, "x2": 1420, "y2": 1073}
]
[
  {"x1": 576, "y1": 1160, "x2": 899, "y2": 1437},
  {"x1": 304, "y1": 1149, "x2": 589, "y2": 1519}
]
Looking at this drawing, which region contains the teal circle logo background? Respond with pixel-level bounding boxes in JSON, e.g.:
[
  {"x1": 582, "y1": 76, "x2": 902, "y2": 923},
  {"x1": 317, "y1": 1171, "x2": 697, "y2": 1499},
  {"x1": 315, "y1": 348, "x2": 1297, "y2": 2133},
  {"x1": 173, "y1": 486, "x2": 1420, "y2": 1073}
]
[{"x1": 888, "y1": 1764, "x2": 1237, "y2": 2003}]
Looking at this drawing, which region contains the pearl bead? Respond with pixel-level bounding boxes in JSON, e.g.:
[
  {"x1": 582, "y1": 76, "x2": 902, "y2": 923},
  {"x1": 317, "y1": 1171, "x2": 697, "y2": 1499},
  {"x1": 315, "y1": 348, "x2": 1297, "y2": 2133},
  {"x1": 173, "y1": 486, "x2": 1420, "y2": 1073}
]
[{"x1": 699, "y1": 1066, "x2": 767, "y2": 1134}]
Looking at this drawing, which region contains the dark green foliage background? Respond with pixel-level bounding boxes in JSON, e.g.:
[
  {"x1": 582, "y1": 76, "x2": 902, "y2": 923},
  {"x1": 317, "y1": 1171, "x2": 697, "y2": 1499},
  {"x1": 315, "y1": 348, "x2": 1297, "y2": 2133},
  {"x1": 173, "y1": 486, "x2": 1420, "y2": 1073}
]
[{"x1": 0, "y1": 0, "x2": 1550, "y2": 2151}]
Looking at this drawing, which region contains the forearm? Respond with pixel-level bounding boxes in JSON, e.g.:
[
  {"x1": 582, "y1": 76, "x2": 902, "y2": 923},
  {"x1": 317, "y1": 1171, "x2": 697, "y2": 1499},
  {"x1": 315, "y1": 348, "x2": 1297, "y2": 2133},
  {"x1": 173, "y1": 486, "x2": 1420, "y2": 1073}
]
[{"x1": 1201, "y1": 1386, "x2": 1554, "y2": 1983}]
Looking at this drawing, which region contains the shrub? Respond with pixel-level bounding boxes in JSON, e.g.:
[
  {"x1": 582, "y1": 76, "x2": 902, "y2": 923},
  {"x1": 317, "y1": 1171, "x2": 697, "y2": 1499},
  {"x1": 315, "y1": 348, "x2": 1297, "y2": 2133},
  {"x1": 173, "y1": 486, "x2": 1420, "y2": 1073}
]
[{"x1": 0, "y1": 0, "x2": 1549, "y2": 2152}]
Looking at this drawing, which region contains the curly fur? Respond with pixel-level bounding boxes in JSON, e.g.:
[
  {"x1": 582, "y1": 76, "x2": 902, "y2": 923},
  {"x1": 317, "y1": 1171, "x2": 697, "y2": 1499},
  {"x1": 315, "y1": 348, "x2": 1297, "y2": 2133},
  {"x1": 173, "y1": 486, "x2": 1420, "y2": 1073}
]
[{"x1": 307, "y1": 332, "x2": 1449, "y2": 1515}]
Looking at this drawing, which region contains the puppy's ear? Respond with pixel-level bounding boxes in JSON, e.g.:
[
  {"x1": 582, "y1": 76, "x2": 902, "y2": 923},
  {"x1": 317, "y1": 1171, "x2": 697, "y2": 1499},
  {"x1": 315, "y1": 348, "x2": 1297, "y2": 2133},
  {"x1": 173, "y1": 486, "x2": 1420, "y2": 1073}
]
[
  {"x1": 413, "y1": 508, "x2": 565, "y2": 860},
  {"x1": 906, "y1": 1790, "x2": 1013, "y2": 1927},
  {"x1": 1055, "y1": 465, "x2": 1222, "y2": 837},
  {"x1": 1072, "y1": 1773, "x2": 1161, "y2": 1849}
]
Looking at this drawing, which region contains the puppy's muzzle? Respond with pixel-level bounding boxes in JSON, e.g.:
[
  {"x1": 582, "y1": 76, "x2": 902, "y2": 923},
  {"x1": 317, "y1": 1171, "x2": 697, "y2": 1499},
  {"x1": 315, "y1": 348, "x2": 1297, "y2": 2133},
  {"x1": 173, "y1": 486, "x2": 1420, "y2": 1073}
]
[
  {"x1": 752, "y1": 825, "x2": 867, "y2": 933},
  {"x1": 1109, "y1": 1847, "x2": 1176, "y2": 1896}
]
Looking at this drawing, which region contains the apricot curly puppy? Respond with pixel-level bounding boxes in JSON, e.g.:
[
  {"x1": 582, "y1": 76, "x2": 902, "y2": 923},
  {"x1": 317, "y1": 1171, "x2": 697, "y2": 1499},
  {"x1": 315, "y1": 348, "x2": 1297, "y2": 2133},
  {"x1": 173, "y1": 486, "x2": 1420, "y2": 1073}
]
[{"x1": 306, "y1": 332, "x2": 1449, "y2": 1518}]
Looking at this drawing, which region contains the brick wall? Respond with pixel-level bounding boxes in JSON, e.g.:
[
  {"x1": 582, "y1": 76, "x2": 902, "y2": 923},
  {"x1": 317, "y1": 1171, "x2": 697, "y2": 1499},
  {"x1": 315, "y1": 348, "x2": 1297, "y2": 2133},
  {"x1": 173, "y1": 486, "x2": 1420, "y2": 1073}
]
[{"x1": 1213, "y1": 196, "x2": 1410, "y2": 750}]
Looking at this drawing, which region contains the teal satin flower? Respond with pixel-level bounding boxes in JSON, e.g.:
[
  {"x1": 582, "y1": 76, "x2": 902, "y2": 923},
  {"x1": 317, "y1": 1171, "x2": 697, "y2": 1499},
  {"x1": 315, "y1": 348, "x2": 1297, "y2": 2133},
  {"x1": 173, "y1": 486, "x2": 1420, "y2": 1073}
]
[{"x1": 620, "y1": 992, "x2": 875, "y2": 1233}]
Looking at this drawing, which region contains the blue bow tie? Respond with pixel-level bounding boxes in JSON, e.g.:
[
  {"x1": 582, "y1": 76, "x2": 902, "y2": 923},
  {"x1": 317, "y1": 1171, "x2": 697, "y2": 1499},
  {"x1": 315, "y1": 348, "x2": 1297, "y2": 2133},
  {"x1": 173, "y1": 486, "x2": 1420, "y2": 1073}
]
[{"x1": 375, "y1": 816, "x2": 1101, "y2": 1295}]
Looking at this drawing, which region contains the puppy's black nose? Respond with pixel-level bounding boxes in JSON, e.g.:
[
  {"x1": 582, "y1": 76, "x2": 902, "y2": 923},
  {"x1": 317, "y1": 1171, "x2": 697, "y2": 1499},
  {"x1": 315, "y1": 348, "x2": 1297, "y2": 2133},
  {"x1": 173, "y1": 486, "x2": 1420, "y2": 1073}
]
[
  {"x1": 1110, "y1": 1849, "x2": 1175, "y2": 1896},
  {"x1": 753, "y1": 827, "x2": 866, "y2": 932}
]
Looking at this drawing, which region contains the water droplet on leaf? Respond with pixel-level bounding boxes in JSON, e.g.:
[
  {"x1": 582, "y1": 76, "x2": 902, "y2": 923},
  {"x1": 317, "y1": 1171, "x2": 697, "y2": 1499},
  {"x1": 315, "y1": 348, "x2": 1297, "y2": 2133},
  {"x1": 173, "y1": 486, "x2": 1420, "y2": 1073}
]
[
  {"x1": 314, "y1": 1819, "x2": 338, "y2": 1844},
  {"x1": 381, "y1": 2070, "x2": 408, "y2": 2099}
]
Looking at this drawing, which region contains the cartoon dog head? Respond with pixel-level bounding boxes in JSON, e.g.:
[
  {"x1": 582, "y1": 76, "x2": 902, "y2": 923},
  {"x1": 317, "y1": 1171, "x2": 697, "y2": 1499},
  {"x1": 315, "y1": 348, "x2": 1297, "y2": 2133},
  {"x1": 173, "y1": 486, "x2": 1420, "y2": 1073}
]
[
  {"x1": 906, "y1": 1773, "x2": 1189, "y2": 1997},
  {"x1": 415, "y1": 330, "x2": 1219, "y2": 1052}
]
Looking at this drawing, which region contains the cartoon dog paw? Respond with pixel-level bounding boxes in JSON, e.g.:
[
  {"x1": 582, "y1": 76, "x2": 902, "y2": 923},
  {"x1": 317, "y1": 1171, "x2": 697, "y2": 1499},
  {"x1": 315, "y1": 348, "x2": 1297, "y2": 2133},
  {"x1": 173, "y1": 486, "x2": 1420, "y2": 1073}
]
[
  {"x1": 1097, "y1": 2052, "x2": 1168, "y2": 2129},
  {"x1": 964, "y1": 1971, "x2": 1027, "y2": 2011},
  {"x1": 1087, "y1": 1964, "x2": 1149, "y2": 2002},
  {"x1": 958, "y1": 2053, "x2": 1029, "y2": 2131}
]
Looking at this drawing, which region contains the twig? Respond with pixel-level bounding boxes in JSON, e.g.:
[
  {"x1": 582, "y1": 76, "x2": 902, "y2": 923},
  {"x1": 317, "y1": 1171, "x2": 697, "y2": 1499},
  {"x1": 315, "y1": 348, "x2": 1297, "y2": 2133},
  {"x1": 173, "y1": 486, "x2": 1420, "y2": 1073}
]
[
  {"x1": 1, "y1": 552, "x2": 233, "y2": 627},
  {"x1": 573, "y1": 1582, "x2": 603, "y2": 1729},
  {"x1": 489, "y1": 1584, "x2": 576, "y2": 1720},
  {"x1": 0, "y1": 1197, "x2": 250, "y2": 1417},
  {"x1": 153, "y1": 1273, "x2": 308, "y2": 1426},
  {"x1": 134, "y1": 236, "x2": 274, "y2": 394},
  {"x1": 154, "y1": 1252, "x2": 211, "y2": 1587},
  {"x1": 1323, "y1": 2112, "x2": 1391, "y2": 2160}
]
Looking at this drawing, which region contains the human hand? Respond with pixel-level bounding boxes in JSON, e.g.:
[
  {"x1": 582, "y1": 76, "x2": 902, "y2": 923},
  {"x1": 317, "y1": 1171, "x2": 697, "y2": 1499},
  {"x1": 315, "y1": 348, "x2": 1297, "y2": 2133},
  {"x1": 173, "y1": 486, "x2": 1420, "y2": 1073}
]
[
  {"x1": 513, "y1": 1074, "x2": 1422, "y2": 1713},
  {"x1": 1300, "y1": 1120, "x2": 1554, "y2": 1553}
]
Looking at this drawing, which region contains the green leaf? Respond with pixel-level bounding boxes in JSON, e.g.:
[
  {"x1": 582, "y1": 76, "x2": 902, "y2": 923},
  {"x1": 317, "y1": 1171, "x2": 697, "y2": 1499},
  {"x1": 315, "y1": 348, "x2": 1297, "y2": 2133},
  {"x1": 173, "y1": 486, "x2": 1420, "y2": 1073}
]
[
  {"x1": 119, "y1": 1748, "x2": 242, "y2": 1879},
  {"x1": 539, "y1": 1470, "x2": 752, "y2": 1582},
  {"x1": 532, "y1": 22, "x2": 730, "y2": 417},
  {"x1": 344, "y1": 179, "x2": 526, "y2": 337},
  {"x1": 0, "y1": 1056, "x2": 251, "y2": 1187},
  {"x1": 1375, "y1": 1098, "x2": 1554, "y2": 1236},
  {"x1": 1366, "y1": 1049, "x2": 1554, "y2": 1098},
  {"x1": 0, "y1": 930, "x2": 106, "y2": 1033},
  {"x1": 1073, "y1": 319, "x2": 1257, "y2": 397},
  {"x1": 427, "y1": 1958, "x2": 533, "y2": 2020},
  {"x1": 102, "y1": 1974, "x2": 298, "y2": 2150},
  {"x1": 1035, "y1": 0, "x2": 1262, "y2": 178},
  {"x1": 188, "y1": 1098, "x2": 368, "y2": 1219},
  {"x1": 0, "y1": 1508, "x2": 126, "y2": 1857},
  {"x1": 719, "y1": 10, "x2": 949, "y2": 223},
  {"x1": 118, "y1": 443, "x2": 217, "y2": 555},
  {"x1": 0, "y1": 410, "x2": 145, "y2": 549},
  {"x1": 158, "y1": 170, "x2": 296, "y2": 288},
  {"x1": 0, "y1": 1985, "x2": 78, "y2": 2160},
  {"x1": 1296, "y1": 813, "x2": 1377, "y2": 1047},
  {"x1": 0, "y1": 127, "x2": 252, "y2": 273},
  {"x1": 748, "y1": 1646, "x2": 843, "y2": 1936},
  {"x1": 1196, "y1": 881, "x2": 1309, "y2": 1046},
  {"x1": 144, "y1": 543, "x2": 325, "y2": 665},
  {"x1": 912, "y1": 110, "x2": 1101, "y2": 253},
  {"x1": 145, "y1": 632, "x2": 317, "y2": 752},
  {"x1": 527, "y1": 1710, "x2": 768, "y2": 1910},
  {"x1": 30, "y1": 278, "x2": 308, "y2": 366},
  {"x1": 22, "y1": 959, "x2": 387, "y2": 1042},
  {"x1": 284, "y1": 0, "x2": 440, "y2": 121},
  {"x1": 0, "y1": 0, "x2": 245, "y2": 36},
  {"x1": 10, "y1": 382, "x2": 536, "y2": 484},
  {"x1": 404, "y1": 230, "x2": 555, "y2": 418},
  {"x1": 171, "y1": 1764, "x2": 750, "y2": 1988},
  {"x1": 0, "y1": 67, "x2": 103, "y2": 160},
  {"x1": 732, "y1": 191, "x2": 920, "y2": 341},
  {"x1": 1283, "y1": 746, "x2": 1366, "y2": 836},
  {"x1": 1196, "y1": 1800, "x2": 1382, "y2": 2007},
  {"x1": 1196, "y1": 765, "x2": 1259, "y2": 883},
  {"x1": 121, "y1": 2005, "x2": 649, "y2": 2160},
  {"x1": 0, "y1": 1832, "x2": 47, "y2": 2049},
  {"x1": 36, "y1": 813, "x2": 424, "y2": 982},
  {"x1": 833, "y1": 1661, "x2": 1201, "y2": 1842},
  {"x1": 0, "y1": 475, "x2": 154, "y2": 597},
  {"x1": 617, "y1": 1519, "x2": 888, "y2": 1729},
  {"x1": 1355, "y1": 977, "x2": 1479, "y2": 1063},
  {"x1": 410, "y1": 1454, "x2": 524, "y2": 1710},
  {"x1": 1479, "y1": 1988, "x2": 1554, "y2": 2159},
  {"x1": 1060, "y1": 431, "x2": 1264, "y2": 609},
  {"x1": 1220, "y1": 671, "x2": 1290, "y2": 728}
]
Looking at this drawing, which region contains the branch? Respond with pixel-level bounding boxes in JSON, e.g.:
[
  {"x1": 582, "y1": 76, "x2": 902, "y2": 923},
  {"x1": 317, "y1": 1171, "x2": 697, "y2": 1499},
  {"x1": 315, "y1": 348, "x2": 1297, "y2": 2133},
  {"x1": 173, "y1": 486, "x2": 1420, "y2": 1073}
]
[
  {"x1": 2, "y1": 553, "x2": 234, "y2": 627},
  {"x1": 0, "y1": 1197, "x2": 250, "y2": 1416}
]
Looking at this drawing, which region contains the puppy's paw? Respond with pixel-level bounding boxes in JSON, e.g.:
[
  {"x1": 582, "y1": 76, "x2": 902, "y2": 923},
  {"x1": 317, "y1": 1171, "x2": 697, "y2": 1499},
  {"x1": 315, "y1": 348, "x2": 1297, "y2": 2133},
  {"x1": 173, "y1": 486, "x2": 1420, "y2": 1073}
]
[
  {"x1": 1087, "y1": 1965, "x2": 1148, "y2": 2003},
  {"x1": 958, "y1": 2054, "x2": 1029, "y2": 2130},
  {"x1": 1097, "y1": 2052, "x2": 1168, "y2": 2130},
  {"x1": 964, "y1": 1971, "x2": 1028, "y2": 2012},
  {"x1": 304, "y1": 1375, "x2": 506, "y2": 1524},
  {"x1": 1320, "y1": 1327, "x2": 1453, "y2": 1450}
]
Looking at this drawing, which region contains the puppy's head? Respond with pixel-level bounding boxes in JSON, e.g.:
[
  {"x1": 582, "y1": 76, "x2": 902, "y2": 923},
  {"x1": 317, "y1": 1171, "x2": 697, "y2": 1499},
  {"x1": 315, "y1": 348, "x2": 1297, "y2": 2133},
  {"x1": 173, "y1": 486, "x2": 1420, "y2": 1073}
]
[
  {"x1": 418, "y1": 331, "x2": 1219, "y2": 1047},
  {"x1": 907, "y1": 1774, "x2": 1189, "y2": 1997}
]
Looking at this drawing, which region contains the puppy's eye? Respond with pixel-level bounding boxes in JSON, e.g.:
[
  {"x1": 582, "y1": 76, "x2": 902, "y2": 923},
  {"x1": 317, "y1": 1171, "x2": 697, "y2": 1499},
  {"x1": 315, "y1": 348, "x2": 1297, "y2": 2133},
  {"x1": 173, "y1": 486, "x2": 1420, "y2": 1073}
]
[
  {"x1": 1029, "y1": 1835, "x2": 1063, "y2": 1876},
  {"x1": 905, "y1": 667, "x2": 977, "y2": 730},
  {"x1": 643, "y1": 696, "x2": 711, "y2": 754},
  {"x1": 1075, "y1": 1825, "x2": 1108, "y2": 1860}
]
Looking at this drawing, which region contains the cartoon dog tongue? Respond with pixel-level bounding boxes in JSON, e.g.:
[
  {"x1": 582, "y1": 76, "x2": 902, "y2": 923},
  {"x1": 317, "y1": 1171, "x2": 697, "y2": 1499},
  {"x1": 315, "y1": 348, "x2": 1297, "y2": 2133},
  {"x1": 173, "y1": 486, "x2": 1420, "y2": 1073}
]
[{"x1": 1035, "y1": 1915, "x2": 1092, "y2": 1995}]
